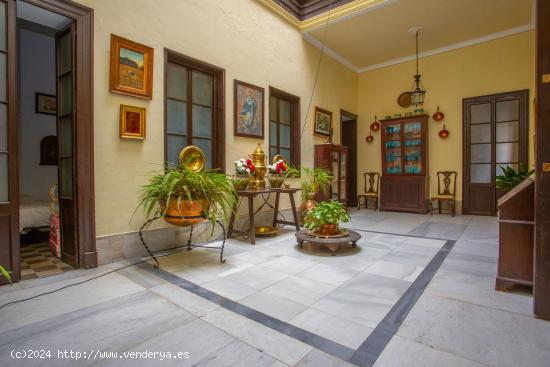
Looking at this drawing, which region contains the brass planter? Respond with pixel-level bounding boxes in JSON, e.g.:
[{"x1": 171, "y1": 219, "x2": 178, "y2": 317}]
[
  {"x1": 162, "y1": 198, "x2": 208, "y2": 227},
  {"x1": 318, "y1": 223, "x2": 339, "y2": 236},
  {"x1": 232, "y1": 175, "x2": 250, "y2": 191},
  {"x1": 269, "y1": 175, "x2": 285, "y2": 188},
  {"x1": 298, "y1": 198, "x2": 317, "y2": 224}
]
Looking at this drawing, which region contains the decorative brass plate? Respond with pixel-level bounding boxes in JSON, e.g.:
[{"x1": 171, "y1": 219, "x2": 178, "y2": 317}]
[
  {"x1": 397, "y1": 92, "x2": 412, "y2": 108},
  {"x1": 179, "y1": 145, "x2": 205, "y2": 172},
  {"x1": 255, "y1": 226, "x2": 278, "y2": 236},
  {"x1": 272, "y1": 154, "x2": 285, "y2": 163},
  {"x1": 307, "y1": 230, "x2": 350, "y2": 239}
]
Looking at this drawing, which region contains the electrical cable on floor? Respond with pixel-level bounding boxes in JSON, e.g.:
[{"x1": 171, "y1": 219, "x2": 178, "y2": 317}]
[{"x1": 0, "y1": 228, "x2": 221, "y2": 310}]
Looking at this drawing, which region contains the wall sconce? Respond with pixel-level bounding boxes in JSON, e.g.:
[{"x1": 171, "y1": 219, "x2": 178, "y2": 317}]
[
  {"x1": 439, "y1": 125, "x2": 449, "y2": 138},
  {"x1": 366, "y1": 132, "x2": 374, "y2": 143}
]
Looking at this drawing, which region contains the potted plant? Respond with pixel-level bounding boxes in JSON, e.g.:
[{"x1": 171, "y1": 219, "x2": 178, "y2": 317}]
[
  {"x1": 496, "y1": 164, "x2": 534, "y2": 193},
  {"x1": 267, "y1": 159, "x2": 288, "y2": 188},
  {"x1": 138, "y1": 164, "x2": 236, "y2": 227},
  {"x1": 297, "y1": 167, "x2": 332, "y2": 221},
  {"x1": 0, "y1": 265, "x2": 12, "y2": 285},
  {"x1": 304, "y1": 200, "x2": 350, "y2": 236},
  {"x1": 233, "y1": 158, "x2": 255, "y2": 190}
]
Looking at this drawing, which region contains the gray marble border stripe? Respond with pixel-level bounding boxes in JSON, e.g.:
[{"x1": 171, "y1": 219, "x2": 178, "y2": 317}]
[
  {"x1": 137, "y1": 263, "x2": 357, "y2": 361},
  {"x1": 350, "y1": 240, "x2": 457, "y2": 367},
  {"x1": 347, "y1": 227, "x2": 453, "y2": 241},
  {"x1": 137, "y1": 235, "x2": 456, "y2": 367}
]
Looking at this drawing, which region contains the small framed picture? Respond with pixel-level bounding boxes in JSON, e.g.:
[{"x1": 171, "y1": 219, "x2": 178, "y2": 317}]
[
  {"x1": 35, "y1": 93, "x2": 57, "y2": 115},
  {"x1": 110, "y1": 34, "x2": 154, "y2": 99},
  {"x1": 120, "y1": 105, "x2": 146, "y2": 139},
  {"x1": 234, "y1": 80, "x2": 264, "y2": 139},
  {"x1": 314, "y1": 107, "x2": 332, "y2": 136}
]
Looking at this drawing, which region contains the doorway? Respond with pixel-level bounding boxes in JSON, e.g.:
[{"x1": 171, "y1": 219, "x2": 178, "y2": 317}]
[
  {"x1": 0, "y1": 0, "x2": 95, "y2": 284},
  {"x1": 462, "y1": 90, "x2": 529, "y2": 216},
  {"x1": 341, "y1": 110, "x2": 358, "y2": 207}
]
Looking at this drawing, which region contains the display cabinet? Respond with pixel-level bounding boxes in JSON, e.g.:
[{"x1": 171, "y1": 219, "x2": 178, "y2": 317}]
[
  {"x1": 380, "y1": 115, "x2": 429, "y2": 213},
  {"x1": 314, "y1": 144, "x2": 348, "y2": 205}
]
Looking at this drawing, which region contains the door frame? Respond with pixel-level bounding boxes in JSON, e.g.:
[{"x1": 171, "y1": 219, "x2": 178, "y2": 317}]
[
  {"x1": 340, "y1": 109, "x2": 358, "y2": 207},
  {"x1": 462, "y1": 89, "x2": 529, "y2": 215},
  {"x1": 18, "y1": 0, "x2": 96, "y2": 270}
]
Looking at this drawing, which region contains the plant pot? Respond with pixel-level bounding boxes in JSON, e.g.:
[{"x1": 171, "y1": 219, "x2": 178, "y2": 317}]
[
  {"x1": 318, "y1": 223, "x2": 339, "y2": 236},
  {"x1": 162, "y1": 198, "x2": 209, "y2": 227},
  {"x1": 269, "y1": 175, "x2": 285, "y2": 188},
  {"x1": 298, "y1": 198, "x2": 317, "y2": 224},
  {"x1": 232, "y1": 175, "x2": 249, "y2": 190}
]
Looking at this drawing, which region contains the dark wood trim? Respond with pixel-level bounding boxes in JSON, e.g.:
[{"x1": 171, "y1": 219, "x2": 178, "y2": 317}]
[
  {"x1": 534, "y1": 0, "x2": 550, "y2": 320},
  {"x1": 340, "y1": 109, "x2": 357, "y2": 207},
  {"x1": 164, "y1": 48, "x2": 226, "y2": 171},
  {"x1": 272, "y1": 0, "x2": 355, "y2": 20},
  {"x1": 462, "y1": 90, "x2": 529, "y2": 216},
  {"x1": 22, "y1": 0, "x2": 96, "y2": 268},
  {"x1": 233, "y1": 79, "x2": 265, "y2": 139},
  {"x1": 17, "y1": 18, "x2": 57, "y2": 36},
  {"x1": 269, "y1": 86, "x2": 301, "y2": 166}
]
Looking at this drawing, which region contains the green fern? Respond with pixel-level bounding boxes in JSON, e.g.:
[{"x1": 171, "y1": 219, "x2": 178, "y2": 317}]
[{"x1": 496, "y1": 164, "x2": 534, "y2": 190}]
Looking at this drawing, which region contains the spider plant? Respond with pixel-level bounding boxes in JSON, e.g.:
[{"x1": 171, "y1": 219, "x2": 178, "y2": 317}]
[
  {"x1": 0, "y1": 265, "x2": 12, "y2": 285},
  {"x1": 496, "y1": 164, "x2": 534, "y2": 190},
  {"x1": 137, "y1": 164, "x2": 236, "y2": 224},
  {"x1": 299, "y1": 167, "x2": 332, "y2": 201}
]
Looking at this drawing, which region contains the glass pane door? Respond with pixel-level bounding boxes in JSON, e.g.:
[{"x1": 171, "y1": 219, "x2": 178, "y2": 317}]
[
  {"x1": 330, "y1": 150, "x2": 339, "y2": 200},
  {"x1": 403, "y1": 121, "x2": 422, "y2": 174},
  {"x1": 495, "y1": 99, "x2": 520, "y2": 174},
  {"x1": 0, "y1": 1, "x2": 7, "y2": 202},
  {"x1": 384, "y1": 123, "x2": 401, "y2": 174},
  {"x1": 470, "y1": 102, "x2": 492, "y2": 183},
  {"x1": 339, "y1": 152, "x2": 346, "y2": 201}
]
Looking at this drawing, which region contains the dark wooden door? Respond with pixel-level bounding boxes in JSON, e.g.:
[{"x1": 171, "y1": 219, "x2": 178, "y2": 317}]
[
  {"x1": 0, "y1": 0, "x2": 18, "y2": 283},
  {"x1": 56, "y1": 24, "x2": 78, "y2": 267},
  {"x1": 341, "y1": 111, "x2": 357, "y2": 207},
  {"x1": 463, "y1": 90, "x2": 529, "y2": 216}
]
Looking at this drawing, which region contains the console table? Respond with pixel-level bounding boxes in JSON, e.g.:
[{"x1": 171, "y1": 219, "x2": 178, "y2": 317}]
[{"x1": 227, "y1": 188, "x2": 301, "y2": 244}]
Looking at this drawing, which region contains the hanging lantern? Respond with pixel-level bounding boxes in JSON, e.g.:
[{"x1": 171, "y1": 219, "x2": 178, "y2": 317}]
[
  {"x1": 366, "y1": 132, "x2": 374, "y2": 143},
  {"x1": 370, "y1": 115, "x2": 380, "y2": 131},
  {"x1": 439, "y1": 125, "x2": 449, "y2": 139},
  {"x1": 432, "y1": 106, "x2": 444, "y2": 121},
  {"x1": 409, "y1": 27, "x2": 426, "y2": 109}
]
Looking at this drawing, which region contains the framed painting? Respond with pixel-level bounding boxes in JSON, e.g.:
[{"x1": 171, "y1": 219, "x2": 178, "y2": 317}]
[
  {"x1": 314, "y1": 107, "x2": 332, "y2": 136},
  {"x1": 35, "y1": 93, "x2": 56, "y2": 115},
  {"x1": 234, "y1": 80, "x2": 264, "y2": 139},
  {"x1": 120, "y1": 105, "x2": 146, "y2": 139},
  {"x1": 110, "y1": 34, "x2": 154, "y2": 99}
]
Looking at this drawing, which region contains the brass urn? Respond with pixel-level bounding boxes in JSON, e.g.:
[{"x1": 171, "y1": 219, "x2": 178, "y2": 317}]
[{"x1": 249, "y1": 143, "x2": 267, "y2": 190}]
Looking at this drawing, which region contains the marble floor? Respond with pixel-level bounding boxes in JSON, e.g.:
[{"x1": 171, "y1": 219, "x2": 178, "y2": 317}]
[{"x1": 0, "y1": 210, "x2": 549, "y2": 367}]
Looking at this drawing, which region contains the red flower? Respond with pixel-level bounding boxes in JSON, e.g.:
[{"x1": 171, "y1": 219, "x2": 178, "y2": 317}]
[{"x1": 246, "y1": 159, "x2": 255, "y2": 173}]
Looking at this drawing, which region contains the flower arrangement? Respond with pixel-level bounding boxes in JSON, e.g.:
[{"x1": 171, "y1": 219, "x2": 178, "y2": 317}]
[
  {"x1": 268, "y1": 160, "x2": 288, "y2": 175},
  {"x1": 234, "y1": 158, "x2": 256, "y2": 176}
]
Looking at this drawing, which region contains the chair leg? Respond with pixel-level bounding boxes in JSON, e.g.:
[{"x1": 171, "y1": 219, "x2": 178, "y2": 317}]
[
  {"x1": 375, "y1": 197, "x2": 379, "y2": 211},
  {"x1": 429, "y1": 199, "x2": 433, "y2": 215},
  {"x1": 438, "y1": 199, "x2": 441, "y2": 214},
  {"x1": 451, "y1": 200, "x2": 455, "y2": 217},
  {"x1": 357, "y1": 196, "x2": 361, "y2": 210}
]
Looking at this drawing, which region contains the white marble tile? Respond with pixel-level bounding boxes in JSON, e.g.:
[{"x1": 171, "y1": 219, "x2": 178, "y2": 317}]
[
  {"x1": 374, "y1": 335, "x2": 485, "y2": 367},
  {"x1": 192, "y1": 339, "x2": 277, "y2": 367},
  {"x1": 262, "y1": 256, "x2": 317, "y2": 275},
  {"x1": 397, "y1": 293, "x2": 550, "y2": 367},
  {"x1": 150, "y1": 283, "x2": 220, "y2": 317},
  {"x1": 342, "y1": 272, "x2": 410, "y2": 302},
  {"x1": 295, "y1": 348, "x2": 356, "y2": 367},
  {"x1": 201, "y1": 277, "x2": 257, "y2": 301},
  {"x1": 240, "y1": 290, "x2": 308, "y2": 321},
  {"x1": 202, "y1": 308, "x2": 313, "y2": 366},
  {"x1": 364, "y1": 260, "x2": 421, "y2": 282},
  {"x1": 298, "y1": 263, "x2": 359, "y2": 286},
  {"x1": 290, "y1": 308, "x2": 373, "y2": 349},
  {"x1": 224, "y1": 266, "x2": 290, "y2": 290},
  {"x1": 262, "y1": 275, "x2": 337, "y2": 306}
]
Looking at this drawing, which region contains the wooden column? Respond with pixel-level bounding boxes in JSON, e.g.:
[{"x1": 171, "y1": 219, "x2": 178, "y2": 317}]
[{"x1": 535, "y1": 0, "x2": 550, "y2": 320}]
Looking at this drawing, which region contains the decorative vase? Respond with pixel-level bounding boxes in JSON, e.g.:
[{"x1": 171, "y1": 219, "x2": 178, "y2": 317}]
[
  {"x1": 298, "y1": 196, "x2": 317, "y2": 224},
  {"x1": 318, "y1": 223, "x2": 339, "y2": 236},
  {"x1": 366, "y1": 132, "x2": 374, "y2": 143},
  {"x1": 232, "y1": 174, "x2": 249, "y2": 190},
  {"x1": 370, "y1": 115, "x2": 380, "y2": 131},
  {"x1": 432, "y1": 106, "x2": 445, "y2": 121},
  {"x1": 162, "y1": 198, "x2": 208, "y2": 227},
  {"x1": 269, "y1": 175, "x2": 285, "y2": 188},
  {"x1": 439, "y1": 125, "x2": 450, "y2": 138},
  {"x1": 249, "y1": 143, "x2": 267, "y2": 190}
]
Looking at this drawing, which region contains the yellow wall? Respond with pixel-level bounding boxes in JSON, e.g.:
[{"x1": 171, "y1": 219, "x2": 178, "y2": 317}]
[
  {"x1": 357, "y1": 31, "x2": 535, "y2": 205},
  {"x1": 74, "y1": 0, "x2": 357, "y2": 237}
]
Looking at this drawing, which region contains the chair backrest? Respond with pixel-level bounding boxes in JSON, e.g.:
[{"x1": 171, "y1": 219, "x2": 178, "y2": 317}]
[
  {"x1": 363, "y1": 172, "x2": 380, "y2": 194},
  {"x1": 436, "y1": 171, "x2": 457, "y2": 196}
]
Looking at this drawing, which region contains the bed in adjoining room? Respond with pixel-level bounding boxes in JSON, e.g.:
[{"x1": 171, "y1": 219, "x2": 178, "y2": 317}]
[{"x1": 19, "y1": 194, "x2": 51, "y2": 233}]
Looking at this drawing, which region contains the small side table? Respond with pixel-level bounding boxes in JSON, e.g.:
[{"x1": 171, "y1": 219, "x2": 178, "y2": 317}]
[
  {"x1": 227, "y1": 188, "x2": 301, "y2": 244},
  {"x1": 295, "y1": 230, "x2": 361, "y2": 256}
]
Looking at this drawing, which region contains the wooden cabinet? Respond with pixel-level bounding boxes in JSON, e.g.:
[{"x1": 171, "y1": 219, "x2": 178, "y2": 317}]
[
  {"x1": 314, "y1": 144, "x2": 348, "y2": 205},
  {"x1": 380, "y1": 115, "x2": 429, "y2": 213},
  {"x1": 496, "y1": 178, "x2": 534, "y2": 291}
]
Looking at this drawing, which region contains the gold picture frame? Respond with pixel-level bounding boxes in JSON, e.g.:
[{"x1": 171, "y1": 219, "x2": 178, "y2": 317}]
[
  {"x1": 120, "y1": 105, "x2": 146, "y2": 139},
  {"x1": 110, "y1": 34, "x2": 154, "y2": 99},
  {"x1": 314, "y1": 107, "x2": 332, "y2": 136}
]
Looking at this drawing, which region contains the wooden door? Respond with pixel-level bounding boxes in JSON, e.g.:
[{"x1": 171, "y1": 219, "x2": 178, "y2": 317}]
[
  {"x1": 0, "y1": 0, "x2": 17, "y2": 283},
  {"x1": 56, "y1": 25, "x2": 78, "y2": 267},
  {"x1": 341, "y1": 112, "x2": 357, "y2": 207},
  {"x1": 463, "y1": 91, "x2": 529, "y2": 216}
]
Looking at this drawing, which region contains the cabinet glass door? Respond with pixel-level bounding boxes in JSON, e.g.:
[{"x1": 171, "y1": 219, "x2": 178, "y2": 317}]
[
  {"x1": 403, "y1": 121, "x2": 422, "y2": 174},
  {"x1": 384, "y1": 123, "x2": 401, "y2": 174},
  {"x1": 330, "y1": 150, "x2": 339, "y2": 200},
  {"x1": 339, "y1": 152, "x2": 346, "y2": 201}
]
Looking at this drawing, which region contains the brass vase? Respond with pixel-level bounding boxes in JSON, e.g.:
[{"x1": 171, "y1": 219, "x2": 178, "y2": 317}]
[
  {"x1": 298, "y1": 195, "x2": 317, "y2": 225},
  {"x1": 249, "y1": 143, "x2": 267, "y2": 190},
  {"x1": 269, "y1": 175, "x2": 285, "y2": 188}
]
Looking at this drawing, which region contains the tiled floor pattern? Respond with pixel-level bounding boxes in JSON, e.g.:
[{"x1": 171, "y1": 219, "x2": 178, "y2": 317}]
[
  {"x1": 19, "y1": 243, "x2": 73, "y2": 280},
  {"x1": 1, "y1": 211, "x2": 549, "y2": 367}
]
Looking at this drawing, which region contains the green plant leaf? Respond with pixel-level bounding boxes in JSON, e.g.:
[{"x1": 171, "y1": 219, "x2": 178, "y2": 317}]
[{"x1": 0, "y1": 265, "x2": 12, "y2": 285}]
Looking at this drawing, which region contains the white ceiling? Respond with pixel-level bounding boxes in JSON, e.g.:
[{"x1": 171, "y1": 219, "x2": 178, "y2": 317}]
[{"x1": 16, "y1": 1, "x2": 71, "y2": 30}]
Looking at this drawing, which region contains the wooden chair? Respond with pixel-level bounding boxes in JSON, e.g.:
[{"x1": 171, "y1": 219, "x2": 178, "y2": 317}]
[
  {"x1": 357, "y1": 172, "x2": 380, "y2": 210},
  {"x1": 430, "y1": 171, "x2": 457, "y2": 216}
]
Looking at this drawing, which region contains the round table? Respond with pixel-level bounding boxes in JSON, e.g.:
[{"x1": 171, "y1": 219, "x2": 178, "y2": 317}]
[{"x1": 295, "y1": 230, "x2": 361, "y2": 256}]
